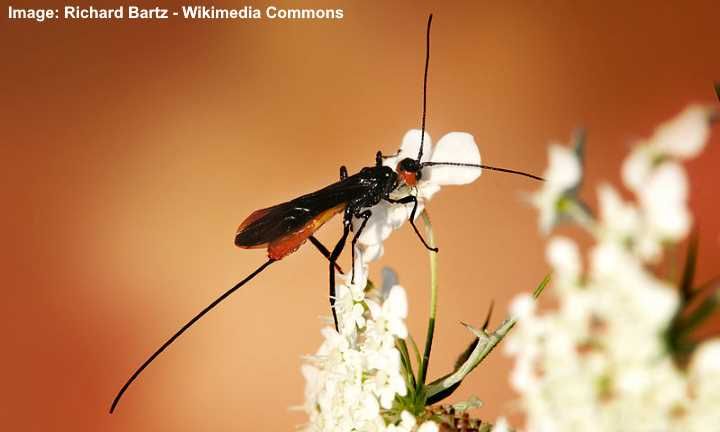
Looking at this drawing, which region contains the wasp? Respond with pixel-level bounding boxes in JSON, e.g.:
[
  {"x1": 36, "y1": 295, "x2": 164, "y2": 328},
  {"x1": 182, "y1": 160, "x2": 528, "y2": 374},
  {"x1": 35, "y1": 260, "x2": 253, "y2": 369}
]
[{"x1": 110, "y1": 14, "x2": 542, "y2": 414}]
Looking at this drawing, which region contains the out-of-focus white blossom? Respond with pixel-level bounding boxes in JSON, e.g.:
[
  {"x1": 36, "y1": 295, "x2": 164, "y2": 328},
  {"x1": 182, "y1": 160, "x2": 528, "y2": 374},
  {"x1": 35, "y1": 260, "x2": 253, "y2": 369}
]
[
  {"x1": 638, "y1": 162, "x2": 690, "y2": 241},
  {"x1": 650, "y1": 105, "x2": 713, "y2": 159},
  {"x1": 621, "y1": 107, "x2": 713, "y2": 259},
  {"x1": 622, "y1": 105, "x2": 713, "y2": 191},
  {"x1": 507, "y1": 105, "x2": 719, "y2": 432},
  {"x1": 532, "y1": 143, "x2": 583, "y2": 232},
  {"x1": 546, "y1": 237, "x2": 581, "y2": 284},
  {"x1": 492, "y1": 417, "x2": 510, "y2": 432},
  {"x1": 357, "y1": 129, "x2": 482, "y2": 260}
]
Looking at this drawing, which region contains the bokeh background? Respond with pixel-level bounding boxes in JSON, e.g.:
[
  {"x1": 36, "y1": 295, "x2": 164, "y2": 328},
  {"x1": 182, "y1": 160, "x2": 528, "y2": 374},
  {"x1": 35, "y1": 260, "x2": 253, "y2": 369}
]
[{"x1": 2, "y1": 0, "x2": 719, "y2": 430}]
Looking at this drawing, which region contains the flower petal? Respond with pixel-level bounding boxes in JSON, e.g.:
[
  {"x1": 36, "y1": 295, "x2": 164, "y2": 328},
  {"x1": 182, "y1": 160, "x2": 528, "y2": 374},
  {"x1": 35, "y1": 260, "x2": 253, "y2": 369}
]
[
  {"x1": 361, "y1": 243, "x2": 384, "y2": 263},
  {"x1": 386, "y1": 285, "x2": 408, "y2": 319},
  {"x1": 546, "y1": 144, "x2": 581, "y2": 191},
  {"x1": 398, "y1": 129, "x2": 433, "y2": 164},
  {"x1": 356, "y1": 204, "x2": 394, "y2": 246},
  {"x1": 691, "y1": 339, "x2": 720, "y2": 376},
  {"x1": 639, "y1": 162, "x2": 690, "y2": 239},
  {"x1": 651, "y1": 105, "x2": 713, "y2": 159},
  {"x1": 424, "y1": 132, "x2": 482, "y2": 185},
  {"x1": 621, "y1": 144, "x2": 653, "y2": 192},
  {"x1": 386, "y1": 201, "x2": 411, "y2": 228},
  {"x1": 547, "y1": 236, "x2": 581, "y2": 280}
]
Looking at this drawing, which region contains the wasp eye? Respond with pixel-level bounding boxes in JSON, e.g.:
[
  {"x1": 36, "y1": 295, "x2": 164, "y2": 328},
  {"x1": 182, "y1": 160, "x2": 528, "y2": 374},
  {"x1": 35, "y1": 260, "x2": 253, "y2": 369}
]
[
  {"x1": 398, "y1": 158, "x2": 421, "y2": 173},
  {"x1": 396, "y1": 158, "x2": 421, "y2": 186}
]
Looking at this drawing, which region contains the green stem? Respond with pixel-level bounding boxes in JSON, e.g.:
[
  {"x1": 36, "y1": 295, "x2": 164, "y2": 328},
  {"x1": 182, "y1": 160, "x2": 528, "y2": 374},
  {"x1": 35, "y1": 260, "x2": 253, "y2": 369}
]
[{"x1": 417, "y1": 210, "x2": 438, "y2": 391}]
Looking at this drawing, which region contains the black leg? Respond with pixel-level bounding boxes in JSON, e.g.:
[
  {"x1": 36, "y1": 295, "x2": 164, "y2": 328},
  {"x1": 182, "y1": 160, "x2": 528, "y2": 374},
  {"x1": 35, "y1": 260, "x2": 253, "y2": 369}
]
[
  {"x1": 339, "y1": 165, "x2": 348, "y2": 180},
  {"x1": 350, "y1": 210, "x2": 372, "y2": 284},
  {"x1": 309, "y1": 235, "x2": 343, "y2": 274},
  {"x1": 328, "y1": 219, "x2": 351, "y2": 331},
  {"x1": 388, "y1": 195, "x2": 438, "y2": 252},
  {"x1": 381, "y1": 150, "x2": 400, "y2": 159}
]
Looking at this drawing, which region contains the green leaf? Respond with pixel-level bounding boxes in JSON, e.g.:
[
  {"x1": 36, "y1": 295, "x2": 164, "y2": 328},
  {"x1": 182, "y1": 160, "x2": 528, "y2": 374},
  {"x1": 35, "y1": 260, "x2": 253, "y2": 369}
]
[
  {"x1": 424, "y1": 274, "x2": 550, "y2": 404},
  {"x1": 407, "y1": 334, "x2": 422, "y2": 370},
  {"x1": 666, "y1": 277, "x2": 720, "y2": 364},
  {"x1": 679, "y1": 232, "x2": 699, "y2": 301},
  {"x1": 681, "y1": 279, "x2": 720, "y2": 334},
  {"x1": 425, "y1": 303, "x2": 493, "y2": 405},
  {"x1": 533, "y1": 273, "x2": 552, "y2": 299},
  {"x1": 396, "y1": 339, "x2": 417, "y2": 391}
]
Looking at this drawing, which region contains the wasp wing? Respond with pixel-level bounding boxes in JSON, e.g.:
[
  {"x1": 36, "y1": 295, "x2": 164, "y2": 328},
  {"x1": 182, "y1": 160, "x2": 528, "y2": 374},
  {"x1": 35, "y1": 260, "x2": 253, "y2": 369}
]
[{"x1": 234, "y1": 174, "x2": 373, "y2": 248}]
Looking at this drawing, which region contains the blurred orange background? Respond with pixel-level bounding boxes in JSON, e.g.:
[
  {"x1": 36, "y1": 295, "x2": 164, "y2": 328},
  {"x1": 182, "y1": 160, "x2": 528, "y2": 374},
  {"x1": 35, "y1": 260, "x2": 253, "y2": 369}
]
[{"x1": 2, "y1": 0, "x2": 719, "y2": 430}]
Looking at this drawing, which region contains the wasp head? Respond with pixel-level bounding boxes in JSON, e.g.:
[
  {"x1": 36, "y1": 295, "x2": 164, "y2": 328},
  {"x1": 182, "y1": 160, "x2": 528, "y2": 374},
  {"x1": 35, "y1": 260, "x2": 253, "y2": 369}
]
[{"x1": 396, "y1": 157, "x2": 422, "y2": 186}]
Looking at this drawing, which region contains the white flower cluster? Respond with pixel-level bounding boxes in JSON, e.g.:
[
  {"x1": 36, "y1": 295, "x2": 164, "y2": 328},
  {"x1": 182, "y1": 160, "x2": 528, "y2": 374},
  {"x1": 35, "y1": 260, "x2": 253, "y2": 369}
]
[
  {"x1": 300, "y1": 130, "x2": 483, "y2": 432},
  {"x1": 508, "y1": 105, "x2": 719, "y2": 432},
  {"x1": 301, "y1": 255, "x2": 436, "y2": 431}
]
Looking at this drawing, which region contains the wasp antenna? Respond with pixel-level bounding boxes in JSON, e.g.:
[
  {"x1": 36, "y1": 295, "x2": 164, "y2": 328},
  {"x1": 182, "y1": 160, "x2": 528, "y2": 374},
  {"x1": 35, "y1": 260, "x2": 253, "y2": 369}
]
[
  {"x1": 421, "y1": 161, "x2": 545, "y2": 182},
  {"x1": 109, "y1": 258, "x2": 276, "y2": 414},
  {"x1": 417, "y1": 13, "x2": 433, "y2": 163}
]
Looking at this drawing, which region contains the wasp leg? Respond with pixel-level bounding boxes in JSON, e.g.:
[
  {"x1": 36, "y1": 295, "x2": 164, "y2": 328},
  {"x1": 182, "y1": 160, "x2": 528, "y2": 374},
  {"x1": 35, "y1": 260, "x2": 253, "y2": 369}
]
[
  {"x1": 350, "y1": 210, "x2": 372, "y2": 284},
  {"x1": 339, "y1": 165, "x2": 348, "y2": 180},
  {"x1": 310, "y1": 235, "x2": 344, "y2": 274},
  {"x1": 328, "y1": 216, "x2": 351, "y2": 331},
  {"x1": 387, "y1": 195, "x2": 438, "y2": 252}
]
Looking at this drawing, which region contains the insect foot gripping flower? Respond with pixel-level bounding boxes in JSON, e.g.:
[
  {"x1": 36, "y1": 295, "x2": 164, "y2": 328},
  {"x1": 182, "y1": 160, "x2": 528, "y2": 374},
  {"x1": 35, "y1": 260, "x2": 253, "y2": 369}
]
[
  {"x1": 355, "y1": 129, "x2": 482, "y2": 262},
  {"x1": 507, "y1": 105, "x2": 720, "y2": 432}
]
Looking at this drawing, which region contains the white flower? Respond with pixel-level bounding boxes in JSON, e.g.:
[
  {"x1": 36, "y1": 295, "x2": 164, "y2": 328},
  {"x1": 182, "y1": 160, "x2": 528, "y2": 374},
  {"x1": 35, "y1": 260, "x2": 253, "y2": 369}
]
[
  {"x1": 509, "y1": 292, "x2": 536, "y2": 320},
  {"x1": 620, "y1": 107, "x2": 713, "y2": 260},
  {"x1": 507, "y1": 105, "x2": 719, "y2": 432},
  {"x1": 386, "y1": 411, "x2": 416, "y2": 432},
  {"x1": 302, "y1": 255, "x2": 413, "y2": 430},
  {"x1": 638, "y1": 161, "x2": 690, "y2": 241},
  {"x1": 357, "y1": 129, "x2": 482, "y2": 257},
  {"x1": 492, "y1": 417, "x2": 510, "y2": 432},
  {"x1": 621, "y1": 145, "x2": 654, "y2": 193},
  {"x1": 597, "y1": 184, "x2": 640, "y2": 243},
  {"x1": 546, "y1": 236, "x2": 581, "y2": 284},
  {"x1": 691, "y1": 339, "x2": 720, "y2": 376},
  {"x1": 368, "y1": 285, "x2": 409, "y2": 339},
  {"x1": 622, "y1": 105, "x2": 714, "y2": 193},
  {"x1": 532, "y1": 143, "x2": 582, "y2": 232},
  {"x1": 335, "y1": 285, "x2": 366, "y2": 335},
  {"x1": 650, "y1": 105, "x2": 713, "y2": 159},
  {"x1": 385, "y1": 413, "x2": 437, "y2": 432},
  {"x1": 416, "y1": 421, "x2": 439, "y2": 432}
]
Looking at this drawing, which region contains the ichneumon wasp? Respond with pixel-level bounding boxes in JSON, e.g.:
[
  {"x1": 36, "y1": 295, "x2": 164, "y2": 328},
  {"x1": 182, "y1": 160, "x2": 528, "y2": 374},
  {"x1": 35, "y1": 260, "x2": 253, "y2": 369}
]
[{"x1": 109, "y1": 14, "x2": 543, "y2": 414}]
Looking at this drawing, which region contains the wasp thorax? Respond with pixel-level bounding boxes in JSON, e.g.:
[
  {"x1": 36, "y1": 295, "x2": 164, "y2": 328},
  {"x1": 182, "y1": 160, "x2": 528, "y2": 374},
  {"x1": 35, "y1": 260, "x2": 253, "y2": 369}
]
[{"x1": 396, "y1": 157, "x2": 422, "y2": 186}]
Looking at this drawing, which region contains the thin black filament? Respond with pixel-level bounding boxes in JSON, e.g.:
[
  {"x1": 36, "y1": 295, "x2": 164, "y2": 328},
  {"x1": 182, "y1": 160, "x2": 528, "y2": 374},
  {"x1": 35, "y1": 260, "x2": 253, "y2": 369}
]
[
  {"x1": 109, "y1": 258, "x2": 276, "y2": 413},
  {"x1": 422, "y1": 161, "x2": 544, "y2": 182},
  {"x1": 417, "y1": 14, "x2": 433, "y2": 162}
]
